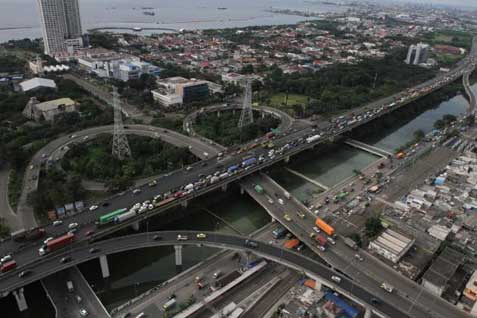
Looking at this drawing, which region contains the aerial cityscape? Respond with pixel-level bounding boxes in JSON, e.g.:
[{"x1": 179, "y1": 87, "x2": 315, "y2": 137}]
[{"x1": 1, "y1": 0, "x2": 477, "y2": 317}]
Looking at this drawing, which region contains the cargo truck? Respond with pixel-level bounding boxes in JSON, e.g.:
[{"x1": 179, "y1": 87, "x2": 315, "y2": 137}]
[
  {"x1": 12, "y1": 228, "x2": 46, "y2": 242},
  {"x1": 344, "y1": 237, "x2": 358, "y2": 250},
  {"x1": 284, "y1": 238, "x2": 300, "y2": 249},
  {"x1": 114, "y1": 210, "x2": 137, "y2": 223},
  {"x1": 315, "y1": 218, "x2": 335, "y2": 237},
  {"x1": 254, "y1": 184, "x2": 264, "y2": 194},
  {"x1": 272, "y1": 226, "x2": 287, "y2": 239},
  {"x1": 39, "y1": 233, "x2": 74, "y2": 256},
  {"x1": 242, "y1": 157, "x2": 257, "y2": 167}
]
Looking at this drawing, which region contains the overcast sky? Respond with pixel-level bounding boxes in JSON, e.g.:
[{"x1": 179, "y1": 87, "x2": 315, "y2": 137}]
[{"x1": 381, "y1": 0, "x2": 477, "y2": 9}]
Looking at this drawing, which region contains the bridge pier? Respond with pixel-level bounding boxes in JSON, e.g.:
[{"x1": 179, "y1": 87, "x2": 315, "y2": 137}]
[
  {"x1": 217, "y1": 111, "x2": 221, "y2": 118},
  {"x1": 99, "y1": 255, "x2": 110, "y2": 279},
  {"x1": 13, "y1": 288, "x2": 28, "y2": 312},
  {"x1": 221, "y1": 183, "x2": 228, "y2": 192},
  {"x1": 174, "y1": 245, "x2": 183, "y2": 272},
  {"x1": 261, "y1": 112, "x2": 265, "y2": 119},
  {"x1": 284, "y1": 156, "x2": 290, "y2": 163},
  {"x1": 181, "y1": 200, "x2": 188, "y2": 208},
  {"x1": 131, "y1": 221, "x2": 140, "y2": 231},
  {"x1": 364, "y1": 306, "x2": 372, "y2": 318},
  {"x1": 240, "y1": 186, "x2": 245, "y2": 195}
]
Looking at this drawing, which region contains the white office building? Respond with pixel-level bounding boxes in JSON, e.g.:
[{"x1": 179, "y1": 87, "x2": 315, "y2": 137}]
[{"x1": 37, "y1": 0, "x2": 83, "y2": 56}]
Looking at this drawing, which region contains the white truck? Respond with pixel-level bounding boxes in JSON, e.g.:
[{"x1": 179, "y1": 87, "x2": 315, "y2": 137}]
[{"x1": 66, "y1": 281, "x2": 74, "y2": 292}]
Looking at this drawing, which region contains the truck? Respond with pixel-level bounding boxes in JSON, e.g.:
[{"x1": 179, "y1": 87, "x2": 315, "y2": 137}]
[
  {"x1": 242, "y1": 157, "x2": 257, "y2": 167},
  {"x1": 39, "y1": 233, "x2": 74, "y2": 256},
  {"x1": 254, "y1": 184, "x2": 264, "y2": 194},
  {"x1": 284, "y1": 238, "x2": 300, "y2": 249},
  {"x1": 315, "y1": 218, "x2": 335, "y2": 237},
  {"x1": 12, "y1": 228, "x2": 46, "y2": 242},
  {"x1": 0, "y1": 260, "x2": 16, "y2": 273},
  {"x1": 210, "y1": 176, "x2": 220, "y2": 184},
  {"x1": 113, "y1": 210, "x2": 137, "y2": 223},
  {"x1": 66, "y1": 280, "x2": 74, "y2": 292},
  {"x1": 272, "y1": 226, "x2": 288, "y2": 239},
  {"x1": 306, "y1": 134, "x2": 321, "y2": 143},
  {"x1": 315, "y1": 234, "x2": 327, "y2": 247},
  {"x1": 344, "y1": 237, "x2": 358, "y2": 250},
  {"x1": 227, "y1": 164, "x2": 240, "y2": 174},
  {"x1": 184, "y1": 183, "x2": 194, "y2": 191},
  {"x1": 163, "y1": 298, "x2": 176, "y2": 310},
  {"x1": 98, "y1": 208, "x2": 128, "y2": 226},
  {"x1": 284, "y1": 191, "x2": 291, "y2": 200}
]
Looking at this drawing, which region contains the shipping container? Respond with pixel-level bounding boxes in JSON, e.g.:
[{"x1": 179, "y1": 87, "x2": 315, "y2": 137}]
[
  {"x1": 99, "y1": 208, "x2": 128, "y2": 225},
  {"x1": 154, "y1": 197, "x2": 176, "y2": 208},
  {"x1": 1, "y1": 260, "x2": 16, "y2": 273},
  {"x1": 242, "y1": 157, "x2": 257, "y2": 167},
  {"x1": 284, "y1": 238, "x2": 300, "y2": 249},
  {"x1": 114, "y1": 210, "x2": 137, "y2": 223},
  {"x1": 315, "y1": 218, "x2": 335, "y2": 236},
  {"x1": 40, "y1": 233, "x2": 74, "y2": 255}
]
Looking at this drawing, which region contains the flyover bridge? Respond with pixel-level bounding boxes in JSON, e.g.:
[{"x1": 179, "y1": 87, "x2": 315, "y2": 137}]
[
  {"x1": 0, "y1": 231, "x2": 406, "y2": 318},
  {"x1": 242, "y1": 173, "x2": 471, "y2": 318}
]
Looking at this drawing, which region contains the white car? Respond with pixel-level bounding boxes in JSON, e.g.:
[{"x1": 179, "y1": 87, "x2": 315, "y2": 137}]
[
  {"x1": 177, "y1": 235, "x2": 188, "y2": 241},
  {"x1": 331, "y1": 275, "x2": 341, "y2": 283},
  {"x1": 313, "y1": 226, "x2": 321, "y2": 233},
  {"x1": 68, "y1": 223, "x2": 78, "y2": 230},
  {"x1": 278, "y1": 198, "x2": 284, "y2": 205},
  {"x1": 89, "y1": 205, "x2": 98, "y2": 211},
  {"x1": 79, "y1": 309, "x2": 89, "y2": 316},
  {"x1": 53, "y1": 220, "x2": 63, "y2": 226}
]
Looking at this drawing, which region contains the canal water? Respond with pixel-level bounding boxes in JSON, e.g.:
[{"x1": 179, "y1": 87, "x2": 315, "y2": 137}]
[{"x1": 5, "y1": 84, "x2": 475, "y2": 317}]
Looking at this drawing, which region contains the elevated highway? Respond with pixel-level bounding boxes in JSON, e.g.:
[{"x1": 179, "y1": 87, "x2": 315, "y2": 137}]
[
  {"x1": 0, "y1": 231, "x2": 408, "y2": 318},
  {"x1": 242, "y1": 173, "x2": 471, "y2": 318}
]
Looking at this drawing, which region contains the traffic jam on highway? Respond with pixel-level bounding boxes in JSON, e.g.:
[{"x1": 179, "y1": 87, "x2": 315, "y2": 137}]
[{"x1": 0, "y1": 64, "x2": 468, "y2": 279}]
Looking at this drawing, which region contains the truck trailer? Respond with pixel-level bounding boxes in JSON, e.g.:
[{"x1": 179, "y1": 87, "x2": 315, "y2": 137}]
[{"x1": 39, "y1": 233, "x2": 74, "y2": 256}]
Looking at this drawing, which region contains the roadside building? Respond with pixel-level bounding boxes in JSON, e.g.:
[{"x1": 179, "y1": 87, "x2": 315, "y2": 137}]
[
  {"x1": 459, "y1": 270, "x2": 477, "y2": 315},
  {"x1": 151, "y1": 89, "x2": 183, "y2": 108},
  {"x1": 421, "y1": 247, "x2": 465, "y2": 296},
  {"x1": 23, "y1": 97, "x2": 78, "y2": 122},
  {"x1": 19, "y1": 77, "x2": 57, "y2": 92},
  {"x1": 221, "y1": 72, "x2": 245, "y2": 85},
  {"x1": 154, "y1": 77, "x2": 209, "y2": 105},
  {"x1": 368, "y1": 229, "x2": 415, "y2": 263}
]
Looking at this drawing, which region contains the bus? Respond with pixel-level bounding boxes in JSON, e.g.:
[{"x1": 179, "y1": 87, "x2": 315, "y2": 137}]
[{"x1": 98, "y1": 208, "x2": 128, "y2": 225}]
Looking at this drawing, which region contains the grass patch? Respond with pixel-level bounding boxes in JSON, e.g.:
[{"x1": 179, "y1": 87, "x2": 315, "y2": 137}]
[
  {"x1": 268, "y1": 93, "x2": 311, "y2": 115},
  {"x1": 8, "y1": 168, "x2": 24, "y2": 210}
]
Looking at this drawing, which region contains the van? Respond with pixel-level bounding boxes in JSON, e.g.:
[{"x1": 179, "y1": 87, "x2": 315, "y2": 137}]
[{"x1": 331, "y1": 275, "x2": 341, "y2": 283}]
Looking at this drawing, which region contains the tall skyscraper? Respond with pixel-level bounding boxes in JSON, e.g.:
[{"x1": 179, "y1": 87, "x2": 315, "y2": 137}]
[
  {"x1": 405, "y1": 43, "x2": 430, "y2": 65},
  {"x1": 37, "y1": 0, "x2": 83, "y2": 56}
]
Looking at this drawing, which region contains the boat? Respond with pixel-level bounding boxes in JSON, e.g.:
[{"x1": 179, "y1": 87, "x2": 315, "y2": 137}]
[
  {"x1": 217, "y1": 7, "x2": 228, "y2": 10},
  {"x1": 132, "y1": 27, "x2": 143, "y2": 32}
]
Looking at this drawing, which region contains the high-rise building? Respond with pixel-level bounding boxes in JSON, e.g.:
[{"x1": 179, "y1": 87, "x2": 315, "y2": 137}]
[
  {"x1": 37, "y1": 0, "x2": 83, "y2": 56},
  {"x1": 405, "y1": 42, "x2": 430, "y2": 65}
]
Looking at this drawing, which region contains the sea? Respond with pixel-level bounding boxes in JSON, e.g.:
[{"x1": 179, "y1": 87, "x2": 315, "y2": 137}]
[{"x1": 0, "y1": 0, "x2": 349, "y2": 43}]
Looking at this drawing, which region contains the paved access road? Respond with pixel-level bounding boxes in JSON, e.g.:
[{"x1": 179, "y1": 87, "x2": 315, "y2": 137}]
[
  {"x1": 0, "y1": 167, "x2": 21, "y2": 231},
  {"x1": 15, "y1": 124, "x2": 222, "y2": 230},
  {"x1": 0, "y1": 231, "x2": 409, "y2": 318},
  {"x1": 244, "y1": 173, "x2": 471, "y2": 318}
]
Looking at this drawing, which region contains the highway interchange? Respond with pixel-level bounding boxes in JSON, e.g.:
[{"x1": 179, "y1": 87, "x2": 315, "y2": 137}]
[{"x1": 0, "y1": 35, "x2": 476, "y2": 318}]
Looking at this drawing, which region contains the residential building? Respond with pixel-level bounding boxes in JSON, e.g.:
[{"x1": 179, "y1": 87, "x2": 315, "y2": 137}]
[
  {"x1": 37, "y1": 0, "x2": 83, "y2": 56},
  {"x1": 405, "y1": 42, "x2": 430, "y2": 65},
  {"x1": 368, "y1": 228, "x2": 415, "y2": 263},
  {"x1": 460, "y1": 270, "x2": 477, "y2": 315},
  {"x1": 19, "y1": 77, "x2": 57, "y2": 92},
  {"x1": 23, "y1": 97, "x2": 78, "y2": 121}
]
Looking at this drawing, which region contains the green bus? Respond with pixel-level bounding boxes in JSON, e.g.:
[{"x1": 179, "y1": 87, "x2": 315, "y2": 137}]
[{"x1": 98, "y1": 208, "x2": 128, "y2": 225}]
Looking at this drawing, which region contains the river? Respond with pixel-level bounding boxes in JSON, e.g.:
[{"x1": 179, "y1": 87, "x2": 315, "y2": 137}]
[{"x1": 0, "y1": 0, "x2": 348, "y2": 42}]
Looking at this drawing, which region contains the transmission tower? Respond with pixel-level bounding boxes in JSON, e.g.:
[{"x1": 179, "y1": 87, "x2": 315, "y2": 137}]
[
  {"x1": 238, "y1": 79, "x2": 254, "y2": 129},
  {"x1": 111, "y1": 87, "x2": 132, "y2": 161}
]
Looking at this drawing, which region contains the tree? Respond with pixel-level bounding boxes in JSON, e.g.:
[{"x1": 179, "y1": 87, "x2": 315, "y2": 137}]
[
  {"x1": 365, "y1": 214, "x2": 383, "y2": 238},
  {"x1": 413, "y1": 129, "x2": 425, "y2": 141},
  {"x1": 434, "y1": 119, "x2": 445, "y2": 130},
  {"x1": 349, "y1": 233, "x2": 362, "y2": 247}
]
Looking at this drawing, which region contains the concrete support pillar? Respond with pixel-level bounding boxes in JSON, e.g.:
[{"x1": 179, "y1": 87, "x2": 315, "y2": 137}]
[
  {"x1": 99, "y1": 255, "x2": 110, "y2": 279},
  {"x1": 364, "y1": 306, "x2": 372, "y2": 318},
  {"x1": 261, "y1": 112, "x2": 265, "y2": 119},
  {"x1": 181, "y1": 200, "x2": 188, "y2": 208},
  {"x1": 240, "y1": 186, "x2": 245, "y2": 195},
  {"x1": 221, "y1": 183, "x2": 228, "y2": 192},
  {"x1": 131, "y1": 221, "x2": 140, "y2": 231},
  {"x1": 13, "y1": 288, "x2": 28, "y2": 312},
  {"x1": 174, "y1": 245, "x2": 183, "y2": 267},
  {"x1": 284, "y1": 156, "x2": 290, "y2": 163},
  {"x1": 217, "y1": 111, "x2": 221, "y2": 117},
  {"x1": 232, "y1": 109, "x2": 236, "y2": 115}
]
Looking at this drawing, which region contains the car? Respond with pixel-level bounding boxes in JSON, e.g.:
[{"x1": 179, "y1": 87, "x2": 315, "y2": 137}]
[
  {"x1": 89, "y1": 205, "x2": 98, "y2": 211},
  {"x1": 152, "y1": 235, "x2": 162, "y2": 241},
  {"x1": 60, "y1": 256, "x2": 72, "y2": 263},
  {"x1": 85, "y1": 230, "x2": 95, "y2": 237},
  {"x1": 70, "y1": 134, "x2": 77, "y2": 139},
  {"x1": 0, "y1": 254, "x2": 12, "y2": 263},
  {"x1": 268, "y1": 198, "x2": 274, "y2": 204},
  {"x1": 43, "y1": 237, "x2": 54, "y2": 245},
  {"x1": 53, "y1": 220, "x2": 63, "y2": 226},
  {"x1": 79, "y1": 309, "x2": 89, "y2": 316},
  {"x1": 371, "y1": 298, "x2": 381, "y2": 305},
  {"x1": 381, "y1": 282, "x2": 394, "y2": 293},
  {"x1": 148, "y1": 180, "x2": 157, "y2": 187},
  {"x1": 18, "y1": 270, "x2": 31, "y2": 278},
  {"x1": 68, "y1": 229, "x2": 77, "y2": 235},
  {"x1": 68, "y1": 223, "x2": 78, "y2": 230},
  {"x1": 312, "y1": 226, "x2": 320, "y2": 233},
  {"x1": 318, "y1": 245, "x2": 326, "y2": 252},
  {"x1": 177, "y1": 235, "x2": 188, "y2": 241},
  {"x1": 132, "y1": 189, "x2": 142, "y2": 195},
  {"x1": 89, "y1": 248, "x2": 99, "y2": 253},
  {"x1": 196, "y1": 233, "x2": 207, "y2": 239},
  {"x1": 102, "y1": 202, "x2": 110, "y2": 207},
  {"x1": 331, "y1": 275, "x2": 341, "y2": 283},
  {"x1": 278, "y1": 198, "x2": 284, "y2": 205},
  {"x1": 354, "y1": 254, "x2": 364, "y2": 262},
  {"x1": 283, "y1": 214, "x2": 292, "y2": 222},
  {"x1": 327, "y1": 237, "x2": 336, "y2": 245}
]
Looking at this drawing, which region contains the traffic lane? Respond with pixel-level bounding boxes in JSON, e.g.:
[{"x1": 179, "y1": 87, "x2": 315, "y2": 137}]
[{"x1": 256, "y1": 178, "x2": 464, "y2": 318}]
